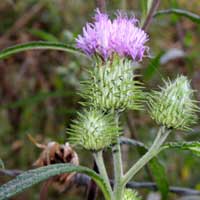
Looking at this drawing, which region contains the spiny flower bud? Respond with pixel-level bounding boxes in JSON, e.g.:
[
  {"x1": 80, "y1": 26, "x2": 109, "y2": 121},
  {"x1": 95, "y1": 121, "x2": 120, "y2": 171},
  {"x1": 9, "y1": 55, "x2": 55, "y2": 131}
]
[
  {"x1": 81, "y1": 56, "x2": 144, "y2": 112},
  {"x1": 123, "y1": 189, "x2": 142, "y2": 200},
  {"x1": 148, "y1": 75, "x2": 198, "y2": 130},
  {"x1": 67, "y1": 109, "x2": 120, "y2": 151}
]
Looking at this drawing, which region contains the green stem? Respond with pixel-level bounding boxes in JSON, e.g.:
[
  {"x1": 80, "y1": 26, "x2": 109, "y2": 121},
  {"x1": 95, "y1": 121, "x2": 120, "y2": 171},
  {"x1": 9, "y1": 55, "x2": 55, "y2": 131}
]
[
  {"x1": 112, "y1": 113, "x2": 124, "y2": 200},
  {"x1": 122, "y1": 126, "x2": 171, "y2": 186},
  {"x1": 93, "y1": 151, "x2": 114, "y2": 200},
  {"x1": 112, "y1": 139, "x2": 124, "y2": 199}
]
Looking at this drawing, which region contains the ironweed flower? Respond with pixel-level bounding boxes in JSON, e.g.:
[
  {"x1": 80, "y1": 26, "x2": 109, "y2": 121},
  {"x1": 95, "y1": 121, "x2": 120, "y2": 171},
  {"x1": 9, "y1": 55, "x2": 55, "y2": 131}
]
[
  {"x1": 148, "y1": 76, "x2": 199, "y2": 130},
  {"x1": 76, "y1": 9, "x2": 149, "y2": 61},
  {"x1": 123, "y1": 189, "x2": 141, "y2": 200},
  {"x1": 67, "y1": 109, "x2": 120, "y2": 151}
]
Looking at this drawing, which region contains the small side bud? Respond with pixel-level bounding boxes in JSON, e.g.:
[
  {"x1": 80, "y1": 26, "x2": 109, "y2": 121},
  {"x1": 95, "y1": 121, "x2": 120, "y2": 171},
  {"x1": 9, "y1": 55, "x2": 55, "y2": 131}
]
[
  {"x1": 123, "y1": 189, "x2": 142, "y2": 200},
  {"x1": 67, "y1": 109, "x2": 120, "y2": 151},
  {"x1": 81, "y1": 56, "x2": 144, "y2": 112},
  {"x1": 148, "y1": 75, "x2": 199, "y2": 130}
]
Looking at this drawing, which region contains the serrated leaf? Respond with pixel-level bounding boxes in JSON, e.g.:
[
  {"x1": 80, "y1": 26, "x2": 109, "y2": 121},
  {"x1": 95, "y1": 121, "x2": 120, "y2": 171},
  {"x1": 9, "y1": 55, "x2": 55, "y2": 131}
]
[
  {"x1": 0, "y1": 41, "x2": 87, "y2": 60},
  {"x1": 154, "y1": 9, "x2": 200, "y2": 24},
  {"x1": 163, "y1": 141, "x2": 200, "y2": 156},
  {"x1": 120, "y1": 137, "x2": 169, "y2": 199},
  {"x1": 0, "y1": 164, "x2": 110, "y2": 200}
]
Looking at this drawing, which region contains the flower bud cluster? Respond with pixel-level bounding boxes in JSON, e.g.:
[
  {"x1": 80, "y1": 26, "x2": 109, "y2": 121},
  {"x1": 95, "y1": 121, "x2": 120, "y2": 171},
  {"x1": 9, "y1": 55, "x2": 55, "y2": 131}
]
[
  {"x1": 68, "y1": 8, "x2": 198, "y2": 152},
  {"x1": 68, "y1": 9, "x2": 149, "y2": 151}
]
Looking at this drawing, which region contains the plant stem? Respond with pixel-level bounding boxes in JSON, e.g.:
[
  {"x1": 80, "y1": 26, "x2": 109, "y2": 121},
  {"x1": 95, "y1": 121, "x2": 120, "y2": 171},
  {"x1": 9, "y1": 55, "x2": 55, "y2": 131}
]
[
  {"x1": 142, "y1": 0, "x2": 160, "y2": 31},
  {"x1": 112, "y1": 113, "x2": 124, "y2": 200},
  {"x1": 122, "y1": 126, "x2": 171, "y2": 186},
  {"x1": 93, "y1": 151, "x2": 114, "y2": 200},
  {"x1": 112, "y1": 139, "x2": 124, "y2": 199}
]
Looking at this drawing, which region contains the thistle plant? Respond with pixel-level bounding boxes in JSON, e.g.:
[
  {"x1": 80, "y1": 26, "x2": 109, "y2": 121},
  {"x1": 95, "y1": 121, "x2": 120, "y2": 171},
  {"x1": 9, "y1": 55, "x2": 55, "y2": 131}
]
[
  {"x1": 75, "y1": 10, "x2": 150, "y2": 199},
  {"x1": 69, "y1": 9, "x2": 198, "y2": 200},
  {"x1": 0, "y1": 5, "x2": 199, "y2": 200}
]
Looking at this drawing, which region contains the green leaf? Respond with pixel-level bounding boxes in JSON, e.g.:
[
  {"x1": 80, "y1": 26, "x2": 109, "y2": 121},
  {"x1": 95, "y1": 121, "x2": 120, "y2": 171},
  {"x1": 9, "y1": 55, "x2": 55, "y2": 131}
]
[
  {"x1": 147, "y1": 0, "x2": 153, "y2": 13},
  {"x1": 140, "y1": 0, "x2": 148, "y2": 17},
  {"x1": 143, "y1": 52, "x2": 164, "y2": 81},
  {"x1": 163, "y1": 141, "x2": 200, "y2": 156},
  {"x1": 120, "y1": 137, "x2": 169, "y2": 199},
  {"x1": 0, "y1": 41, "x2": 87, "y2": 60},
  {"x1": 0, "y1": 164, "x2": 110, "y2": 200},
  {"x1": 140, "y1": 0, "x2": 156, "y2": 27},
  {"x1": 149, "y1": 159, "x2": 169, "y2": 200},
  {"x1": 140, "y1": 0, "x2": 148, "y2": 26},
  {"x1": 154, "y1": 9, "x2": 200, "y2": 24}
]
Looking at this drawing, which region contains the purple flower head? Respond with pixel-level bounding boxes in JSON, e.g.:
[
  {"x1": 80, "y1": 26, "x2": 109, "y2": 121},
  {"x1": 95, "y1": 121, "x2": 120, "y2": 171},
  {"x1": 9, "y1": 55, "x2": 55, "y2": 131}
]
[{"x1": 76, "y1": 9, "x2": 149, "y2": 61}]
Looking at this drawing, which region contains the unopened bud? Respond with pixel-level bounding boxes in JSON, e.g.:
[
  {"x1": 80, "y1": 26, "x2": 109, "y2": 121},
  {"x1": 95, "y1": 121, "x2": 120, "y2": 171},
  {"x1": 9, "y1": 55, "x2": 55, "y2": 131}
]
[
  {"x1": 68, "y1": 109, "x2": 120, "y2": 151},
  {"x1": 148, "y1": 76, "x2": 198, "y2": 130},
  {"x1": 81, "y1": 56, "x2": 144, "y2": 112}
]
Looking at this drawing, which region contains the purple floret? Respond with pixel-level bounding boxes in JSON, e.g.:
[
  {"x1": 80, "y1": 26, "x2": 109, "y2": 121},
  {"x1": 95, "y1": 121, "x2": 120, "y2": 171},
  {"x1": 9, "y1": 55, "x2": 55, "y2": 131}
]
[{"x1": 76, "y1": 9, "x2": 149, "y2": 61}]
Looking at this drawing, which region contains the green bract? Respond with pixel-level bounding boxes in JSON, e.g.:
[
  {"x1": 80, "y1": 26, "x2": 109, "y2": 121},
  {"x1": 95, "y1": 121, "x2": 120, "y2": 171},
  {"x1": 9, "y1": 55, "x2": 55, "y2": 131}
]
[
  {"x1": 123, "y1": 189, "x2": 141, "y2": 200},
  {"x1": 148, "y1": 75, "x2": 198, "y2": 130},
  {"x1": 67, "y1": 109, "x2": 120, "y2": 151},
  {"x1": 81, "y1": 56, "x2": 144, "y2": 112}
]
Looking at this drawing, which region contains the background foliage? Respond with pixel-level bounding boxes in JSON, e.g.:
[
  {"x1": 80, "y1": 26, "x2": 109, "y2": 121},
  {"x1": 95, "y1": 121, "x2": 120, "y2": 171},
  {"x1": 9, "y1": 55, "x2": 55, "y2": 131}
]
[{"x1": 0, "y1": 0, "x2": 199, "y2": 199}]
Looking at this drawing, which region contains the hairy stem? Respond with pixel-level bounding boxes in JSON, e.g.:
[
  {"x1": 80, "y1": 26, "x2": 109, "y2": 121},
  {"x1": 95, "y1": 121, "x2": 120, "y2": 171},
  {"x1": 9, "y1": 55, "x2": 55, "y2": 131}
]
[
  {"x1": 112, "y1": 139, "x2": 124, "y2": 199},
  {"x1": 93, "y1": 151, "x2": 114, "y2": 200},
  {"x1": 112, "y1": 114, "x2": 124, "y2": 200},
  {"x1": 122, "y1": 126, "x2": 171, "y2": 186}
]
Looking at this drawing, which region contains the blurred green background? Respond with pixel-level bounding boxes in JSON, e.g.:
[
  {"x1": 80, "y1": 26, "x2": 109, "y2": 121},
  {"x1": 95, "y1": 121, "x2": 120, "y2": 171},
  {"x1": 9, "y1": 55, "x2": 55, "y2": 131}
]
[{"x1": 0, "y1": 0, "x2": 199, "y2": 199}]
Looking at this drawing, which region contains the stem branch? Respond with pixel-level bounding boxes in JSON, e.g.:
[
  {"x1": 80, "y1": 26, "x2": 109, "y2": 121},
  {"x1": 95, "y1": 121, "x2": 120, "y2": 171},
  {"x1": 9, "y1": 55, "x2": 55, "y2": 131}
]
[
  {"x1": 122, "y1": 126, "x2": 171, "y2": 186},
  {"x1": 93, "y1": 151, "x2": 113, "y2": 199}
]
